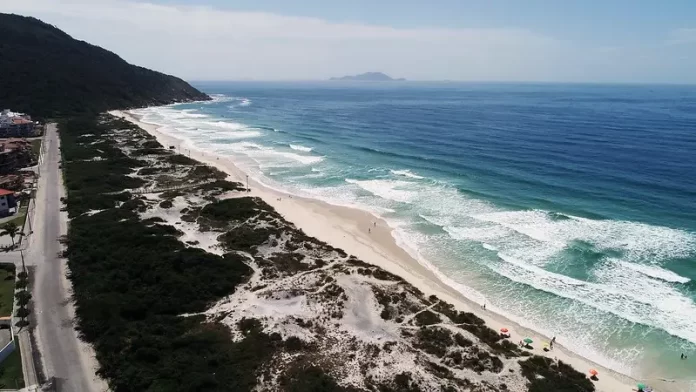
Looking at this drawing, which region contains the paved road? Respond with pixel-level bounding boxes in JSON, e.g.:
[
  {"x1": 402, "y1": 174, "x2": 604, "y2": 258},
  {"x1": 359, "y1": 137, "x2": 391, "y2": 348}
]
[{"x1": 29, "y1": 124, "x2": 105, "y2": 392}]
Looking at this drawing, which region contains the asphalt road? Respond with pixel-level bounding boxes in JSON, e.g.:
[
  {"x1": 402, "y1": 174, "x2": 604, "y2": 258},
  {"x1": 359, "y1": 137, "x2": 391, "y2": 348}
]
[{"x1": 29, "y1": 124, "x2": 105, "y2": 392}]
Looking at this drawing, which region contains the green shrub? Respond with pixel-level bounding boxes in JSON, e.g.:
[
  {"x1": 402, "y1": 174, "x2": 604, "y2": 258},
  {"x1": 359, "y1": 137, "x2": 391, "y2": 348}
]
[{"x1": 519, "y1": 356, "x2": 595, "y2": 392}]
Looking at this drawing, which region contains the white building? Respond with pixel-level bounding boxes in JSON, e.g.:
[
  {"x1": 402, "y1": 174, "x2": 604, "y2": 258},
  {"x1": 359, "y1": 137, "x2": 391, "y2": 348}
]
[{"x1": 0, "y1": 110, "x2": 36, "y2": 137}]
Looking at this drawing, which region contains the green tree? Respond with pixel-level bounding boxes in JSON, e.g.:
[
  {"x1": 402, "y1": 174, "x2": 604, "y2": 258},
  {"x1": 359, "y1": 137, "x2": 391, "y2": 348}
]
[
  {"x1": 15, "y1": 291, "x2": 31, "y2": 306},
  {"x1": 1, "y1": 222, "x2": 20, "y2": 248},
  {"x1": 15, "y1": 306, "x2": 29, "y2": 320}
]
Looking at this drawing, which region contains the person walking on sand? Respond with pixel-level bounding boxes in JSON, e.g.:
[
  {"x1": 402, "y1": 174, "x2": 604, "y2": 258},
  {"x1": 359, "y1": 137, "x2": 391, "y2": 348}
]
[{"x1": 368, "y1": 228, "x2": 371, "y2": 234}]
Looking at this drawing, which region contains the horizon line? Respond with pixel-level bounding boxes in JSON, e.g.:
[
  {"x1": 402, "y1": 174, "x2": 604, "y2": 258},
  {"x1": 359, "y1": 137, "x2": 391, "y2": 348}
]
[{"x1": 189, "y1": 79, "x2": 696, "y2": 86}]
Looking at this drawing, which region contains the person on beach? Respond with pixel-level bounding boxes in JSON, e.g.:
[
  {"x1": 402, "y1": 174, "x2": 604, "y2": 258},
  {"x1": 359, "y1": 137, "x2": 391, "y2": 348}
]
[
  {"x1": 682, "y1": 353, "x2": 685, "y2": 359},
  {"x1": 368, "y1": 228, "x2": 371, "y2": 234},
  {"x1": 482, "y1": 303, "x2": 486, "y2": 310}
]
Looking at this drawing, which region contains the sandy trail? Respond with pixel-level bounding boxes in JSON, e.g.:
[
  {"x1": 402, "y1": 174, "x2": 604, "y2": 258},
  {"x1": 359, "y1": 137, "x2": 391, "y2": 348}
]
[{"x1": 111, "y1": 109, "x2": 665, "y2": 392}]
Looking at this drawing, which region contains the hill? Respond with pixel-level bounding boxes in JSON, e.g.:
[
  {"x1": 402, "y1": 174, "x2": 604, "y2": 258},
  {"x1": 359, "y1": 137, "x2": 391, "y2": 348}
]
[
  {"x1": 0, "y1": 13, "x2": 209, "y2": 118},
  {"x1": 330, "y1": 72, "x2": 405, "y2": 81}
]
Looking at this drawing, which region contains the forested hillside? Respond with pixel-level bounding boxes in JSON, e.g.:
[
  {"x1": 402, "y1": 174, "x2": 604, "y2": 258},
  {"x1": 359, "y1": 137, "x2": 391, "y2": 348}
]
[{"x1": 0, "y1": 13, "x2": 209, "y2": 118}]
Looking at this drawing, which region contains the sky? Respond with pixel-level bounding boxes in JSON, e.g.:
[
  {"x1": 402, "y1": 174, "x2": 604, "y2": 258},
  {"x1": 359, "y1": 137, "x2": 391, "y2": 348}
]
[{"x1": 3, "y1": 0, "x2": 696, "y2": 83}]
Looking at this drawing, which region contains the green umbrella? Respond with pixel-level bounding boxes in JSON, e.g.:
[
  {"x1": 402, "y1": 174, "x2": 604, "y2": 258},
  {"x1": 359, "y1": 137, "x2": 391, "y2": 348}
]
[
  {"x1": 637, "y1": 383, "x2": 646, "y2": 390},
  {"x1": 523, "y1": 338, "x2": 533, "y2": 344}
]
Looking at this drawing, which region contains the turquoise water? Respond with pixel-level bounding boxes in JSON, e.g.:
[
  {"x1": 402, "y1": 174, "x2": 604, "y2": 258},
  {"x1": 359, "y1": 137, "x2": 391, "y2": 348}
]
[{"x1": 134, "y1": 82, "x2": 696, "y2": 382}]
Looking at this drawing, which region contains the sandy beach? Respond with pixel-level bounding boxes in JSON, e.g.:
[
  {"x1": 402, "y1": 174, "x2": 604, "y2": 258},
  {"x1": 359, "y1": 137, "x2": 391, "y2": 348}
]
[{"x1": 111, "y1": 109, "x2": 674, "y2": 392}]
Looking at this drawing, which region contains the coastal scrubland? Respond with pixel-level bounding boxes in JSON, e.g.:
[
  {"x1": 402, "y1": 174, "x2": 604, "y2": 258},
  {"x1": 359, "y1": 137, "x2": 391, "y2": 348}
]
[{"x1": 61, "y1": 114, "x2": 595, "y2": 391}]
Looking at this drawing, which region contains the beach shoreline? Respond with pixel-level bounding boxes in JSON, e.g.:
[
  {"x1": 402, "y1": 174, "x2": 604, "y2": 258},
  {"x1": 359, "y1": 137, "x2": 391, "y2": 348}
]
[{"x1": 111, "y1": 108, "x2": 675, "y2": 392}]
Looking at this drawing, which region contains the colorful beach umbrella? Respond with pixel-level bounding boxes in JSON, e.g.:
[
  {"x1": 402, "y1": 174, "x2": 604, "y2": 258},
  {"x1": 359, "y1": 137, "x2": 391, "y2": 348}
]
[
  {"x1": 523, "y1": 337, "x2": 533, "y2": 344},
  {"x1": 589, "y1": 369, "x2": 598, "y2": 376},
  {"x1": 637, "y1": 383, "x2": 646, "y2": 389},
  {"x1": 500, "y1": 327, "x2": 509, "y2": 333}
]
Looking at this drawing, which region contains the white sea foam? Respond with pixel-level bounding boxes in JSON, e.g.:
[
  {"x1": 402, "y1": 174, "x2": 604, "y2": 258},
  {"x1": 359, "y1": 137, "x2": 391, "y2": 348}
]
[
  {"x1": 474, "y1": 210, "x2": 696, "y2": 264},
  {"x1": 215, "y1": 141, "x2": 270, "y2": 153},
  {"x1": 345, "y1": 179, "x2": 418, "y2": 204},
  {"x1": 390, "y1": 169, "x2": 424, "y2": 179},
  {"x1": 618, "y1": 261, "x2": 690, "y2": 284},
  {"x1": 278, "y1": 152, "x2": 324, "y2": 165},
  {"x1": 290, "y1": 144, "x2": 313, "y2": 152},
  {"x1": 206, "y1": 94, "x2": 237, "y2": 104},
  {"x1": 391, "y1": 228, "x2": 487, "y2": 304},
  {"x1": 155, "y1": 109, "x2": 208, "y2": 119},
  {"x1": 493, "y1": 252, "x2": 696, "y2": 343},
  {"x1": 202, "y1": 121, "x2": 248, "y2": 131},
  {"x1": 384, "y1": 178, "x2": 696, "y2": 356},
  {"x1": 220, "y1": 143, "x2": 324, "y2": 166},
  {"x1": 443, "y1": 225, "x2": 512, "y2": 242},
  {"x1": 204, "y1": 130, "x2": 262, "y2": 139},
  {"x1": 482, "y1": 243, "x2": 498, "y2": 251}
]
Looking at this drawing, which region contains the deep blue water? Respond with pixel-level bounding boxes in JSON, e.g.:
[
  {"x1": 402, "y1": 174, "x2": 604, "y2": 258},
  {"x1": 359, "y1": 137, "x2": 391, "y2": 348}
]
[{"x1": 134, "y1": 82, "x2": 696, "y2": 381}]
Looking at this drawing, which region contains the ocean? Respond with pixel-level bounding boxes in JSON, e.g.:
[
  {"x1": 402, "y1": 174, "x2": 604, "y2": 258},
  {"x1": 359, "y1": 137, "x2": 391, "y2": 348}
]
[{"x1": 133, "y1": 81, "x2": 696, "y2": 383}]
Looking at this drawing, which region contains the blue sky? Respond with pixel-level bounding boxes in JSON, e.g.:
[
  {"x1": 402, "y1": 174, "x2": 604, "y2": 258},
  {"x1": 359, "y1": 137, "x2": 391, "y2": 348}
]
[
  {"x1": 147, "y1": 0, "x2": 694, "y2": 44},
  {"x1": 4, "y1": 0, "x2": 696, "y2": 82}
]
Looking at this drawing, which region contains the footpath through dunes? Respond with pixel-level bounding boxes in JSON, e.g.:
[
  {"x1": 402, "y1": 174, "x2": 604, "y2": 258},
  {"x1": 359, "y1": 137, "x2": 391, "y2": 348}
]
[{"x1": 58, "y1": 112, "x2": 620, "y2": 391}]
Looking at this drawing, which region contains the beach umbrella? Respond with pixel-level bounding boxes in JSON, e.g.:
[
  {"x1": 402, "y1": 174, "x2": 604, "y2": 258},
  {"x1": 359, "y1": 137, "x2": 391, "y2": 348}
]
[
  {"x1": 637, "y1": 383, "x2": 646, "y2": 389},
  {"x1": 523, "y1": 337, "x2": 533, "y2": 344},
  {"x1": 500, "y1": 328, "x2": 509, "y2": 333},
  {"x1": 589, "y1": 369, "x2": 598, "y2": 376}
]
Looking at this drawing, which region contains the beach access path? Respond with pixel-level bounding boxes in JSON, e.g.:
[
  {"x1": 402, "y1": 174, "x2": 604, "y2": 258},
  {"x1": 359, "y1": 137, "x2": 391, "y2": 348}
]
[
  {"x1": 28, "y1": 123, "x2": 107, "y2": 392},
  {"x1": 111, "y1": 109, "x2": 653, "y2": 392}
]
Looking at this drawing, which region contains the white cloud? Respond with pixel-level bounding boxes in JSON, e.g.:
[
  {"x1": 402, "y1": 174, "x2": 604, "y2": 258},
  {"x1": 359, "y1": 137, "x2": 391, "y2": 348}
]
[{"x1": 2, "y1": 0, "x2": 696, "y2": 83}]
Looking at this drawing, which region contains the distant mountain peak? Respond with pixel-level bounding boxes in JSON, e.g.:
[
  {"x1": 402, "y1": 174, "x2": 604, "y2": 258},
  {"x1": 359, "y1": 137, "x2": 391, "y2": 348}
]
[{"x1": 330, "y1": 72, "x2": 405, "y2": 81}]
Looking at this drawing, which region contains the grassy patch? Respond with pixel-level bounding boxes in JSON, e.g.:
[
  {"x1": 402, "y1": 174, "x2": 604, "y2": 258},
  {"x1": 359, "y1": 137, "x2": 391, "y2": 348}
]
[
  {"x1": 6, "y1": 203, "x2": 28, "y2": 229},
  {"x1": 0, "y1": 265, "x2": 16, "y2": 317},
  {"x1": 30, "y1": 139, "x2": 42, "y2": 158},
  {"x1": 0, "y1": 341, "x2": 24, "y2": 390}
]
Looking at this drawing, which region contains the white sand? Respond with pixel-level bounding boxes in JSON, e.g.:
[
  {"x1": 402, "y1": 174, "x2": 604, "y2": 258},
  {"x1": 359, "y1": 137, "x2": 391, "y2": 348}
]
[{"x1": 111, "y1": 109, "x2": 665, "y2": 392}]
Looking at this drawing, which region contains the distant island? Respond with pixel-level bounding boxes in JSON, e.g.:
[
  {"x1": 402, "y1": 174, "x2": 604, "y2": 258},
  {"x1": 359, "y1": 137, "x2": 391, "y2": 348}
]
[{"x1": 330, "y1": 72, "x2": 405, "y2": 81}]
